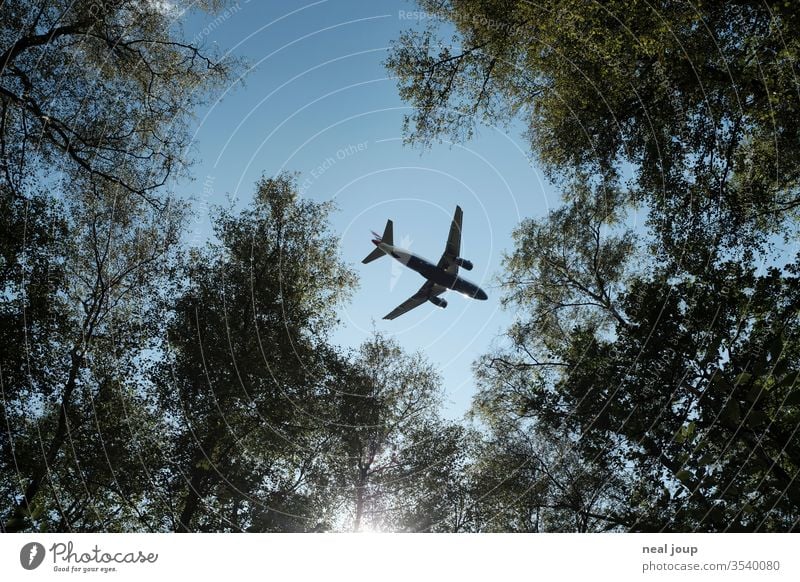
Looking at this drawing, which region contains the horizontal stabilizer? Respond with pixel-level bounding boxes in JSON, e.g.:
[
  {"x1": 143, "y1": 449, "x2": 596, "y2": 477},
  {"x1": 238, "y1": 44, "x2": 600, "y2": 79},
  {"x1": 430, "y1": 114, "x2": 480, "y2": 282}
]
[{"x1": 362, "y1": 247, "x2": 385, "y2": 264}]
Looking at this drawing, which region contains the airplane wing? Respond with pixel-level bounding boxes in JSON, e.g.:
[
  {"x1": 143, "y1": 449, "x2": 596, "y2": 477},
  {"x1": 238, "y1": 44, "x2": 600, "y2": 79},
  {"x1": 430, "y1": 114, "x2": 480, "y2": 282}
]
[
  {"x1": 436, "y1": 205, "x2": 463, "y2": 275},
  {"x1": 383, "y1": 281, "x2": 446, "y2": 320}
]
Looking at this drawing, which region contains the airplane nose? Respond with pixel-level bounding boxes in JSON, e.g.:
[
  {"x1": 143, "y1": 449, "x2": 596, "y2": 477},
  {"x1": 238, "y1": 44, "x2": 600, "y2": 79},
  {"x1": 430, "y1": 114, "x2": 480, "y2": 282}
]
[{"x1": 476, "y1": 288, "x2": 488, "y2": 300}]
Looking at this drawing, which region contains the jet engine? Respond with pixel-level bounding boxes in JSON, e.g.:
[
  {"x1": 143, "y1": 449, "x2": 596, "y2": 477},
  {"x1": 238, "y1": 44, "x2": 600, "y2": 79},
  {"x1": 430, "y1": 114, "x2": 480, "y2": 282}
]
[
  {"x1": 455, "y1": 257, "x2": 473, "y2": 270},
  {"x1": 429, "y1": 296, "x2": 448, "y2": 308}
]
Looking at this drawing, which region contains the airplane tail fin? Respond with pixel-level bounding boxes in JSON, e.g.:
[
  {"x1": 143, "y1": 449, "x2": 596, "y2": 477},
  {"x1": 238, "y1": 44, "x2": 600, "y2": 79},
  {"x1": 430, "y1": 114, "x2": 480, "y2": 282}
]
[
  {"x1": 378, "y1": 219, "x2": 393, "y2": 246},
  {"x1": 362, "y1": 220, "x2": 393, "y2": 264}
]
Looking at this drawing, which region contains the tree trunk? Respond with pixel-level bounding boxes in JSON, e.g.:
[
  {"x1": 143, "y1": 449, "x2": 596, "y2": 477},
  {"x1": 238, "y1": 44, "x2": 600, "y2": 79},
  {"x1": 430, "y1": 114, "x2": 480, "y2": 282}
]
[
  {"x1": 4, "y1": 348, "x2": 82, "y2": 532},
  {"x1": 176, "y1": 467, "x2": 206, "y2": 533},
  {"x1": 353, "y1": 466, "x2": 368, "y2": 533}
]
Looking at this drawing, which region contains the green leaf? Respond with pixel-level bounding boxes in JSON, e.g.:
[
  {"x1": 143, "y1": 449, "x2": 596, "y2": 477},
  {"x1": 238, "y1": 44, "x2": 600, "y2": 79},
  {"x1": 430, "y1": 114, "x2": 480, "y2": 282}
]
[
  {"x1": 708, "y1": 507, "x2": 725, "y2": 524},
  {"x1": 4, "y1": 517, "x2": 28, "y2": 533},
  {"x1": 767, "y1": 334, "x2": 784, "y2": 361},
  {"x1": 784, "y1": 391, "x2": 800, "y2": 407},
  {"x1": 698, "y1": 453, "x2": 716, "y2": 466},
  {"x1": 746, "y1": 410, "x2": 769, "y2": 429},
  {"x1": 721, "y1": 400, "x2": 741, "y2": 426},
  {"x1": 779, "y1": 372, "x2": 800, "y2": 390},
  {"x1": 675, "y1": 421, "x2": 696, "y2": 444},
  {"x1": 745, "y1": 384, "x2": 763, "y2": 402},
  {"x1": 772, "y1": 357, "x2": 790, "y2": 378}
]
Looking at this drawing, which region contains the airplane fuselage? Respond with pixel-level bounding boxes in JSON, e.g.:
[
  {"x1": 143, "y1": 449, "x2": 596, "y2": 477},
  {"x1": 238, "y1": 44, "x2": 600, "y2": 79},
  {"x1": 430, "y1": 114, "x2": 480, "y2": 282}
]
[{"x1": 375, "y1": 242, "x2": 488, "y2": 300}]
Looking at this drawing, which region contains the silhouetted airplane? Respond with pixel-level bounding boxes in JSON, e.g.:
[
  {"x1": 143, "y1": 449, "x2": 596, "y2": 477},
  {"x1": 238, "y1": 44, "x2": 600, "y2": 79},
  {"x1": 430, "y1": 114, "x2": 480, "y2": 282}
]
[{"x1": 362, "y1": 205, "x2": 488, "y2": 320}]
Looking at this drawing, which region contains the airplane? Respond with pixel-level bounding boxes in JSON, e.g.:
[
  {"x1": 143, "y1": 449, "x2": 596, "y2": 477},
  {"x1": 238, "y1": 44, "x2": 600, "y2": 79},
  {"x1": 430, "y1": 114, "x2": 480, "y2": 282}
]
[{"x1": 362, "y1": 205, "x2": 488, "y2": 320}]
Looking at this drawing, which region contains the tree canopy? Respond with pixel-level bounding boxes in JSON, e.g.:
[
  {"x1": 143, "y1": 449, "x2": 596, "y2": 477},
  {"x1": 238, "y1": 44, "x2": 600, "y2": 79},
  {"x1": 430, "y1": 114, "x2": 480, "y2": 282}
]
[
  {"x1": 1, "y1": 0, "x2": 235, "y2": 532},
  {"x1": 3, "y1": 0, "x2": 800, "y2": 534},
  {"x1": 387, "y1": 0, "x2": 800, "y2": 257},
  {"x1": 388, "y1": 0, "x2": 800, "y2": 531},
  {"x1": 1, "y1": 0, "x2": 233, "y2": 204}
]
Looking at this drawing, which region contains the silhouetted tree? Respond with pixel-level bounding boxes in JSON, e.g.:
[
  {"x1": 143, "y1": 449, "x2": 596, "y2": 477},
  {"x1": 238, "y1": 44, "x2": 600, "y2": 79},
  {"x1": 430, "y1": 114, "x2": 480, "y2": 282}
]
[
  {"x1": 390, "y1": 0, "x2": 800, "y2": 532},
  {"x1": 1, "y1": 0, "x2": 236, "y2": 532},
  {"x1": 387, "y1": 0, "x2": 800, "y2": 258},
  {"x1": 153, "y1": 175, "x2": 356, "y2": 532}
]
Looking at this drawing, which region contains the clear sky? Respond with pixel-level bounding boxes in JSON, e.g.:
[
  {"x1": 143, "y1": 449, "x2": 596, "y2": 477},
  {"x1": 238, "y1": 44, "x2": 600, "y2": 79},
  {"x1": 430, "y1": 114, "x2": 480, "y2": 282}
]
[{"x1": 176, "y1": 0, "x2": 560, "y2": 418}]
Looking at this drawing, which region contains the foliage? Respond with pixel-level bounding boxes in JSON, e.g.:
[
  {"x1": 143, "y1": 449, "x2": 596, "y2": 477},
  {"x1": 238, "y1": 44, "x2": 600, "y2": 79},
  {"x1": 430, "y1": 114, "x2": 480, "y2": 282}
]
[
  {"x1": 326, "y1": 332, "x2": 464, "y2": 532},
  {"x1": 474, "y1": 202, "x2": 800, "y2": 530},
  {"x1": 387, "y1": 0, "x2": 800, "y2": 257},
  {"x1": 6, "y1": 0, "x2": 800, "y2": 534},
  {"x1": 1, "y1": 0, "x2": 235, "y2": 532},
  {"x1": 0, "y1": 0, "x2": 235, "y2": 204},
  {"x1": 390, "y1": 0, "x2": 800, "y2": 531},
  {"x1": 151, "y1": 175, "x2": 356, "y2": 532}
]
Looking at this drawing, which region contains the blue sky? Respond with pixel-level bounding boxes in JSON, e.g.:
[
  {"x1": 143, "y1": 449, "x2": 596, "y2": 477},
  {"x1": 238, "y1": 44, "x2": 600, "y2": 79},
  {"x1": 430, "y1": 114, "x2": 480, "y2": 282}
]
[{"x1": 176, "y1": 0, "x2": 560, "y2": 417}]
